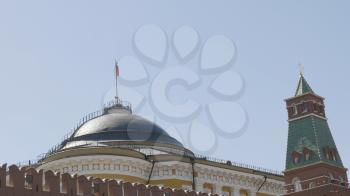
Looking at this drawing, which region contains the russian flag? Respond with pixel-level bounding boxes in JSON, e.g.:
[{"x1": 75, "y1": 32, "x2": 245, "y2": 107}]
[{"x1": 115, "y1": 63, "x2": 119, "y2": 77}]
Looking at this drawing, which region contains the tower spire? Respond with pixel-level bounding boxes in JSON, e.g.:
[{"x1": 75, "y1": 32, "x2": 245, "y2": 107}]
[
  {"x1": 294, "y1": 70, "x2": 314, "y2": 96},
  {"x1": 299, "y1": 62, "x2": 304, "y2": 76}
]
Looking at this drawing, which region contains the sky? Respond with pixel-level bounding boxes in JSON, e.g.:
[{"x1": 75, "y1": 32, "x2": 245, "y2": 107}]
[{"x1": 0, "y1": 0, "x2": 350, "y2": 172}]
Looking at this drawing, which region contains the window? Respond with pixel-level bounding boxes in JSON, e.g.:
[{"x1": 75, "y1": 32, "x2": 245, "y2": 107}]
[
  {"x1": 301, "y1": 102, "x2": 308, "y2": 113},
  {"x1": 103, "y1": 164, "x2": 110, "y2": 170},
  {"x1": 319, "y1": 105, "x2": 325, "y2": 114},
  {"x1": 305, "y1": 152, "x2": 310, "y2": 161},
  {"x1": 331, "y1": 149, "x2": 337, "y2": 161},
  {"x1": 63, "y1": 167, "x2": 69, "y2": 173},
  {"x1": 297, "y1": 104, "x2": 302, "y2": 114},
  {"x1": 292, "y1": 151, "x2": 301, "y2": 164},
  {"x1": 292, "y1": 178, "x2": 302, "y2": 192},
  {"x1": 163, "y1": 169, "x2": 169, "y2": 176},
  {"x1": 332, "y1": 153, "x2": 337, "y2": 161},
  {"x1": 313, "y1": 103, "x2": 318, "y2": 112},
  {"x1": 153, "y1": 169, "x2": 159, "y2": 176},
  {"x1": 304, "y1": 148, "x2": 312, "y2": 161},
  {"x1": 294, "y1": 156, "x2": 299, "y2": 164},
  {"x1": 24, "y1": 174, "x2": 33, "y2": 189},
  {"x1": 72, "y1": 165, "x2": 78, "y2": 172},
  {"x1": 309, "y1": 182, "x2": 316, "y2": 189},
  {"x1": 93, "y1": 164, "x2": 100, "y2": 170},
  {"x1": 123, "y1": 165, "x2": 129, "y2": 171},
  {"x1": 288, "y1": 106, "x2": 297, "y2": 116},
  {"x1": 325, "y1": 148, "x2": 337, "y2": 161}
]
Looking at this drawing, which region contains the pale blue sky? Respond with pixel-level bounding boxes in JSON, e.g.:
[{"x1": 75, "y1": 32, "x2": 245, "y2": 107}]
[{"x1": 0, "y1": 0, "x2": 349, "y2": 172}]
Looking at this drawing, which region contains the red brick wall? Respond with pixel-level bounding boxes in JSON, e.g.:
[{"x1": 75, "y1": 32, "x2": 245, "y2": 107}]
[{"x1": 0, "y1": 164, "x2": 215, "y2": 196}]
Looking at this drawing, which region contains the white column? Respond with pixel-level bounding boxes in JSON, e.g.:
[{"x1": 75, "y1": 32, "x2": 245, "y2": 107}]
[{"x1": 232, "y1": 186, "x2": 240, "y2": 196}]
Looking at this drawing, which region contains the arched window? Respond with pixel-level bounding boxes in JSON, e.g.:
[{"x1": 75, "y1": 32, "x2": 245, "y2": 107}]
[
  {"x1": 292, "y1": 177, "x2": 302, "y2": 192},
  {"x1": 304, "y1": 149, "x2": 310, "y2": 161},
  {"x1": 309, "y1": 182, "x2": 316, "y2": 189},
  {"x1": 305, "y1": 152, "x2": 310, "y2": 160},
  {"x1": 294, "y1": 156, "x2": 299, "y2": 164},
  {"x1": 329, "y1": 173, "x2": 335, "y2": 183},
  {"x1": 292, "y1": 151, "x2": 301, "y2": 164}
]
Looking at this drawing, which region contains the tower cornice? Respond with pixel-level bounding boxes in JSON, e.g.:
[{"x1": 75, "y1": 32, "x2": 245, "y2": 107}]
[
  {"x1": 287, "y1": 113, "x2": 327, "y2": 122},
  {"x1": 284, "y1": 92, "x2": 325, "y2": 102}
]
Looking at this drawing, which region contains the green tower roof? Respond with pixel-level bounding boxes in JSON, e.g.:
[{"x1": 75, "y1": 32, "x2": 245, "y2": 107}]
[
  {"x1": 295, "y1": 74, "x2": 314, "y2": 96},
  {"x1": 286, "y1": 116, "x2": 344, "y2": 170}
]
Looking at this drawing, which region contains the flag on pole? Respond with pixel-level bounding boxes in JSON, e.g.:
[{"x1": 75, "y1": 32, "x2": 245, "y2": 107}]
[
  {"x1": 115, "y1": 62, "x2": 120, "y2": 77},
  {"x1": 114, "y1": 60, "x2": 120, "y2": 99}
]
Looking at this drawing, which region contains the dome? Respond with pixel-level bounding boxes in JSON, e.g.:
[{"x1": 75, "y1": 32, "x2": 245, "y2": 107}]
[
  {"x1": 57, "y1": 101, "x2": 190, "y2": 157},
  {"x1": 65, "y1": 112, "x2": 184, "y2": 148}
]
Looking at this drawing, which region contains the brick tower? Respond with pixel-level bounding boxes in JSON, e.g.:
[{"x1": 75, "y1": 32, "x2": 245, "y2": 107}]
[{"x1": 284, "y1": 73, "x2": 349, "y2": 195}]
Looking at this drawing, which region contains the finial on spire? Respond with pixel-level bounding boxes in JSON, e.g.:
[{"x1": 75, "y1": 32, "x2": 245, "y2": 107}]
[{"x1": 299, "y1": 62, "x2": 304, "y2": 76}]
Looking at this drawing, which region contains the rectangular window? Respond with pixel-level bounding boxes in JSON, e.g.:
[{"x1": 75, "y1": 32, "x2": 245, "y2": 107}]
[
  {"x1": 313, "y1": 103, "x2": 318, "y2": 112},
  {"x1": 82, "y1": 164, "x2": 89, "y2": 171},
  {"x1": 301, "y1": 102, "x2": 308, "y2": 113},
  {"x1": 123, "y1": 165, "x2": 129, "y2": 171},
  {"x1": 63, "y1": 167, "x2": 69, "y2": 173},
  {"x1": 153, "y1": 169, "x2": 159, "y2": 176},
  {"x1": 297, "y1": 104, "x2": 302, "y2": 114},
  {"x1": 93, "y1": 164, "x2": 100, "y2": 170},
  {"x1": 72, "y1": 165, "x2": 78, "y2": 172},
  {"x1": 103, "y1": 164, "x2": 110, "y2": 170}
]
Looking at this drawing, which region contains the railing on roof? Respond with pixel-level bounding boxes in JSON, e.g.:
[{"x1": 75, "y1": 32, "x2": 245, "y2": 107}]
[
  {"x1": 104, "y1": 97, "x2": 132, "y2": 112},
  {"x1": 194, "y1": 154, "x2": 283, "y2": 176}
]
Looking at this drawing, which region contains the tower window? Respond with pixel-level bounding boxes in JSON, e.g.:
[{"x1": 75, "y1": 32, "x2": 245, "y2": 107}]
[
  {"x1": 305, "y1": 152, "x2": 310, "y2": 161},
  {"x1": 303, "y1": 148, "x2": 312, "y2": 161},
  {"x1": 292, "y1": 151, "x2": 301, "y2": 164},
  {"x1": 294, "y1": 156, "x2": 299, "y2": 164},
  {"x1": 331, "y1": 149, "x2": 338, "y2": 161},
  {"x1": 309, "y1": 182, "x2": 316, "y2": 189},
  {"x1": 292, "y1": 178, "x2": 302, "y2": 192},
  {"x1": 319, "y1": 105, "x2": 325, "y2": 114},
  {"x1": 301, "y1": 102, "x2": 308, "y2": 113},
  {"x1": 313, "y1": 103, "x2": 318, "y2": 112},
  {"x1": 324, "y1": 148, "x2": 338, "y2": 161},
  {"x1": 297, "y1": 104, "x2": 302, "y2": 114},
  {"x1": 329, "y1": 173, "x2": 335, "y2": 183}
]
